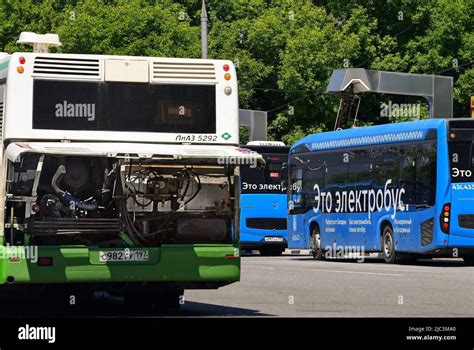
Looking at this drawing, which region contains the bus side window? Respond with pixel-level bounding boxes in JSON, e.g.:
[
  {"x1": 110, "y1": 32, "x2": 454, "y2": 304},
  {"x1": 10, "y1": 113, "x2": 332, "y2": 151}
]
[
  {"x1": 303, "y1": 154, "x2": 324, "y2": 210},
  {"x1": 416, "y1": 142, "x2": 437, "y2": 206},
  {"x1": 349, "y1": 159, "x2": 371, "y2": 203},
  {"x1": 372, "y1": 147, "x2": 399, "y2": 190},
  {"x1": 324, "y1": 151, "x2": 349, "y2": 212},
  {"x1": 399, "y1": 147, "x2": 416, "y2": 205}
]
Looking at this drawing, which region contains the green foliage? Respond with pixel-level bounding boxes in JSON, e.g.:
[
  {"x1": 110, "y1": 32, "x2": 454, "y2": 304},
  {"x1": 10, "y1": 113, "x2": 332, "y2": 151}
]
[
  {"x1": 239, "y1": 126, "x2": 250, "y2": 145},
  {"x1": 0, "y1": 0, "x2": 471, "y2": 146}
]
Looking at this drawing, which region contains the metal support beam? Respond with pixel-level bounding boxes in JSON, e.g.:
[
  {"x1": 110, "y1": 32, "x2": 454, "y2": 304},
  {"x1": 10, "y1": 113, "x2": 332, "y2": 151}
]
[
  {"x1": 239, "y1": 109, "x2": 268, "y2": 142},
  {"x1": 201, "y1": 0, "x2": 208, "y2": 59},
  {"x1": 327, "y1": 68, "x2": 453, "y2": 119}
]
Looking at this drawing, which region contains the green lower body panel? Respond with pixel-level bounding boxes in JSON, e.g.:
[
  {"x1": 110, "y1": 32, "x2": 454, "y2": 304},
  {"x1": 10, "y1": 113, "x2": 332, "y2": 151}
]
[{"x1": 0, "y1": 244, "x2": 240, "y2": 286}]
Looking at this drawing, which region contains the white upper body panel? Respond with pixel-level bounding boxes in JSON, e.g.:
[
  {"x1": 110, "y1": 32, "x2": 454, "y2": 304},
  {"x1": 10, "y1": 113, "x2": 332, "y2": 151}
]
[{"x1": 2, "y1": 52, "x2": 239, "y2": 145}]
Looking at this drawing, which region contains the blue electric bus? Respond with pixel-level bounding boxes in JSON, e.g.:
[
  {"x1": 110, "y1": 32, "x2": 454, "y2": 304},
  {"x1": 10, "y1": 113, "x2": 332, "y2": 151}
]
[
  {"x1": 240, "y1": 142, "x2": 290, "y2": 256},
  {"x1": 287, "y1": 118, "x2": 474, "y2": 264}
]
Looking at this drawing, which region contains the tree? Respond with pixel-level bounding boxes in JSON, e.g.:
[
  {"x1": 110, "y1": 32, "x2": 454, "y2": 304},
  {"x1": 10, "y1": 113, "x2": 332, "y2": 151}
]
[{"x1": 0, "y1": 0, "x2": 471, "y2": 144}]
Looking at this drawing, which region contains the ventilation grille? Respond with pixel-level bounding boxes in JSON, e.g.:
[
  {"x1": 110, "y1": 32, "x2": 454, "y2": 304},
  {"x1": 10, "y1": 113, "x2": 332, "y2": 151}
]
[
  {"x1": 152, "y1": 61, "x2": 216, "y2": 82},
  {"x1": 246, "y1": 218, "x2": 287, "y2": 230},
  {"x1": 420, "y1": 218, "x2": 434, "y2": 246},
  {"x1": 30, "y1": 218, "x2": 120, "y2": 236},
  {"x1": 33, "y1": 56, "x2": 100, "y2": 78}
]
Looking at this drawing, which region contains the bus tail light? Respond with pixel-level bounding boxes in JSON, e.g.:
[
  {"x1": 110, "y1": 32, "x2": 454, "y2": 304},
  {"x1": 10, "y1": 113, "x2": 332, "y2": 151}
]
[
  {"x1": 224, "y1": 73, "x2": 231, "y2": 81},
  {"x1": 269, "y1": 172, "x2": 280, "y2": 178},
  {"x1": 223, "y1": 64, "x2": 230, "y2": 72},
  {"x1": 440, "y1": 203, "x2": 451, "y2": 234},
  {"x1": 19, "y1": 56, "x2": 26, "y2": 64},
  {"x1": 16, "y1": 66, "x2": 24, "y2": 74}
]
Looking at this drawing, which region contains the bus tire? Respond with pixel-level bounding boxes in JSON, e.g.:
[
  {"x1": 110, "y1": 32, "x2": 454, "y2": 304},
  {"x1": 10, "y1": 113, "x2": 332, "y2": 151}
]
[
  {"x1": 382, "y1": 225, "x2": 397, "y2": 264},
  {"x1": 259, "y1": 248, "x2": 284, "y2": 256},
  {"x1": 463, "y1": 256, "x2": 474, "y2": 266},
  {"x1": 310, "y1": 227, "x2": 324, "y2": 260}
]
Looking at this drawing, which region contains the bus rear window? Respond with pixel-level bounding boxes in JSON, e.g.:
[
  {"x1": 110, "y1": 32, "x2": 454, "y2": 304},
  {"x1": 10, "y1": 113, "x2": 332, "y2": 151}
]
[
  {"x1": 449, "y1": 141, "x2": 474, "y2": 182},
  {"x1": 32, "y1": 80, "x2": 216, "y2": 133}
]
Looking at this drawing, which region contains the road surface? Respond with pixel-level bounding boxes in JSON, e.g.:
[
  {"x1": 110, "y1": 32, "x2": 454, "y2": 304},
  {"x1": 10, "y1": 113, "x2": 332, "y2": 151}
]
[{"x1": 2, "y1": 254, "x2": 473, "y2": 317}]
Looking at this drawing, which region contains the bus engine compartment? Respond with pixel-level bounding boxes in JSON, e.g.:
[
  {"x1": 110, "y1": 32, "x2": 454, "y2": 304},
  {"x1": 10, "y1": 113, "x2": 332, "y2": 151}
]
[{"x1": 4, "y1": 154, "x2": 236, "y2": 247}]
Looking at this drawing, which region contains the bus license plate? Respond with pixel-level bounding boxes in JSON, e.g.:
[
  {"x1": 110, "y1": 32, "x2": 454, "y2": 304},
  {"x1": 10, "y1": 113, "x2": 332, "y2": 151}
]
[
  {"x1": 264, "y1": 237, "x2": 283, "y2": 242},
  {"x1": 99, "y1": 250, "x2": 149, "y2": 262}
]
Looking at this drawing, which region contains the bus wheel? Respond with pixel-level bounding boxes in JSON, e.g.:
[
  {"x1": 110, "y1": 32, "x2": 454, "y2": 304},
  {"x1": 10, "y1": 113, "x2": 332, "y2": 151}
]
[
  {"x1": 463, "y1": 256, "x2": 474, "y2": 266},
  {"x1": 259, "y1": 248, "x2": 284, "y2": 256},
  {"x1": 382, "y1": 226, "x2": 397, "y2": 264},
  {"x1": 311, "y1": 227, "x2": 324, "y2": 260}
]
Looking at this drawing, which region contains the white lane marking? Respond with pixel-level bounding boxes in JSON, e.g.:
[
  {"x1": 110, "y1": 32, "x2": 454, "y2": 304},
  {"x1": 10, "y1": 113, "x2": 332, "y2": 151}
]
[
  {"x1": 294, "y1": 267, "x2": 403, "y2": 277},
  {"x1": 242, "y1": 265, "x2": 402, "y2": 277}
]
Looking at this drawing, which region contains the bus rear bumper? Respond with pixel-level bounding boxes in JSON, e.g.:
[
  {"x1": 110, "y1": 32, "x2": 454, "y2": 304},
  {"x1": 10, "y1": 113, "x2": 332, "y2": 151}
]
[
  {"x1": 447, "y1": 233, "x2": 474, "y2": 248},
  {"x1": 241, "y1": 241, "x2": 288, "y2": 251},
  {"x1": 0, "y1": 244, "x2": 240, "y2": 286}
]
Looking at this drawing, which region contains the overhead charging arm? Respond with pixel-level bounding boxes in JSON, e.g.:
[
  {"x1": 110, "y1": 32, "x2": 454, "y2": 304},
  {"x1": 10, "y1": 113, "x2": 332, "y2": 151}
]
[{"x1": 326, "y1": 68, "x2": 453, "y2": 129}]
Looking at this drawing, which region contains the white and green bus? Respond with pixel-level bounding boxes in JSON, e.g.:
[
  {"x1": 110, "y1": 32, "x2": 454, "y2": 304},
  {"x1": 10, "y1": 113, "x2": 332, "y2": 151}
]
[{"x1": 0, "y1": 32, "x2": 261, "y2": 308}]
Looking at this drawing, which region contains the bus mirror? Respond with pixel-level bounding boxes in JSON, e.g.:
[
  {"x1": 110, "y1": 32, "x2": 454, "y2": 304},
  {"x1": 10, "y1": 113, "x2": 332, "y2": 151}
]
[{"x1": 281, "y1": 162, "x2": 288, "y2": 189}]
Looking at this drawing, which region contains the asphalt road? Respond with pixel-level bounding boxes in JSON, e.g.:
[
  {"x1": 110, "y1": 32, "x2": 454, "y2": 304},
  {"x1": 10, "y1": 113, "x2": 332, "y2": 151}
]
[
  {"x1": 182, "y1": 254, "x2": 474, "y2": 317},
  {"x1": 1, "y1": 254, "x2": 473, "y2": 317}
]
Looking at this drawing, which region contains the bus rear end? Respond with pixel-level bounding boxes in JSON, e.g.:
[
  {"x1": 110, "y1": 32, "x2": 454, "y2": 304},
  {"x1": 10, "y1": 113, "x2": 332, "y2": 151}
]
[
  {"x1": 0, "y1": 37, "x2": 262, "y2": 306},
  {"x1": 446, "y1": 119, "x2": 474, "y2": 264},
  {"x1": 239, "y1": 143, "x2": 289, "y2": 256}
]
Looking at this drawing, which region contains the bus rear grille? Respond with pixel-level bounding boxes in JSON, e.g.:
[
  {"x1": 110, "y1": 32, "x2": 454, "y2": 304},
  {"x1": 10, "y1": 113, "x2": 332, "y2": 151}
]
[
  {"x1": 33, "y1": 56, "x2": 100, "y2": 78},
  {"x1": 29, "y1": 218, "x2": 120, "y2": 236},
  {"x1": 246, "y1": 218, "x2": 287, "y2": 230},
  {"x1": 152, "y1": 61, "x2": 216, "y2": 82},
  {"x1": 458, "y1": 215, "x2": 474, "y2": 229},
  {"x1": 420, "y1": 218, "x2": 434, "y2": 246}
]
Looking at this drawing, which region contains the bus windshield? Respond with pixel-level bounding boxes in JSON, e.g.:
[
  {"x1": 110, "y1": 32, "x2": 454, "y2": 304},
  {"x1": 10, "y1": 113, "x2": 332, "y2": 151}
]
[
  {"x1": 240, "y1": 146, "x2": 289, "y2": 194},
  {"x1": 449, "y1": 141, "x2": 474, "y2": 183},
  {"x1": 448, "y1": 120, "x2": 474, "y2": 183}
]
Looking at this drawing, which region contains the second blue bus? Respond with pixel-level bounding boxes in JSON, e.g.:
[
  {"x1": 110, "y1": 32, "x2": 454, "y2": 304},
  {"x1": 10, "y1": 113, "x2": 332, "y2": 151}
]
[
  {"x1": 240, "y1": 142, "x2": 290, "y2": 256},
  {"x1": 287, "y1": 119, "x2": 474, "y2": 264}
]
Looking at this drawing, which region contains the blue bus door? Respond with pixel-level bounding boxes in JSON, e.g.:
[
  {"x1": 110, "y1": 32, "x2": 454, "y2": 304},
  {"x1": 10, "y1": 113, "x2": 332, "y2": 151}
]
[{"x1": 287, "y1": 212, "x2": 307, "y2": 249}]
